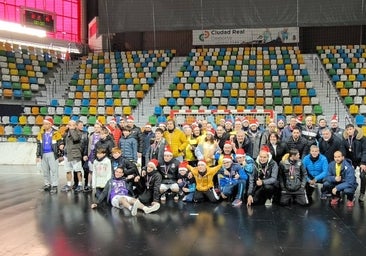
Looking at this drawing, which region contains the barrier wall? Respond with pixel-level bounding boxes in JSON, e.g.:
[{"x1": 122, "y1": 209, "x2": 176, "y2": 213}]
[{"x1": 0, "y1": 142, "x2": 37, "y2": 165}]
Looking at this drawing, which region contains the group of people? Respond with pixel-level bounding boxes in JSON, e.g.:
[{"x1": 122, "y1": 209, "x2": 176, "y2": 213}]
[{"x1": 36, "y1": 112, "x2": 366, "y2": 215}]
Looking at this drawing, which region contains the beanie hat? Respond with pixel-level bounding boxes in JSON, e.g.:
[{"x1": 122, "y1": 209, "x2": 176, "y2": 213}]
[
  {"x1": 296, "y1": 115, "x2": 303, "y2": 124},
  {"x1": 223, "y1": 155, "x2": 233, "y2": 162},
  {"x1": 44, "y1": 116, "x2": 54, "y2": 126},
  {"x1": 206, "y1": 128, "x2": 215, "y2": 135},
  {"x1": 224, "y1": 140, "x2": 232, "y2": 146},
  {"x1": 148, "y1": 159, "x2": 159, "y2": 169},
  {"x1": 164, "y1": 145, "x2": 173, "y2": 155},
  {"x1": 126, "y1": 116, "x2": 134, "y2": 122},
  {"x1": 261, "y1": 145, "x2": 271, "y2": 153},
  {"x1": 249, "y1": 119, "x2": 259, "y2": 127},
  {"x1": 109, "y1": 118, "x2": 117, "y2": 123},
  {"x1": 236, "y1": 148, "x2": 246, "y2": 157},
  {"x1": 198, "y1": 159, "x2": 207, "y2": 166},
  {"x1": 179, "y1": 161, "x2": 188, "y2": 171},
  {"x1": 330, "y1": 114, "x2": 338, "y2": 123}
]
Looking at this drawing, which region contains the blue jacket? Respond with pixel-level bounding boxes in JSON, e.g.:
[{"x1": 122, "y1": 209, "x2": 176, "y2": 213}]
[
  {"x1": 302, "y1": 154, "x2": 328, "y2": 182},
  {"x1": 325, "y1": 159, "x2": 358, "y2": 192},
  {"x1": 119, "y1": 135, "x2": 138, "y2": 162}
]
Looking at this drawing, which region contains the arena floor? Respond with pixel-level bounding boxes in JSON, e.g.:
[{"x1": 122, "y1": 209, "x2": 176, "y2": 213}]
[{"x1": 1, "y1": 165, "x2": 365, "y2": 256}]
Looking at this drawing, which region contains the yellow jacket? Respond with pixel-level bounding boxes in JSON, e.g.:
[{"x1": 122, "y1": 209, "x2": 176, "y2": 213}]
[
  {"x1": 188, "y1": 164, "x2": 222, "y2": 191},
  {"x1": 164, "y1": 128, "x2": 188, "y2": 158}
]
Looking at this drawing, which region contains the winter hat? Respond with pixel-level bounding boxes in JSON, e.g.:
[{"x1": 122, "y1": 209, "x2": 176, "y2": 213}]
[
  {"x1": 182, "y1": 123, "x2": 190, "y2": 129},
  {"x1": 249, "y1": 119, "x2": 259, "y2": 127},
  {"x1": 179, "y1": 161, "x2": 188, "y2": 171},
  {"x1": 126, "y1": 116, "x2": 134, "y2": 122},
  {"x1": 236, "y1": 148, "x2": 246, "y2": 157},
  {"x1": 261, "y1": 145, "x2": 271, "y2": 153},
  {"x1": 109, "y1": 118, "x2": 117, "y2": 123},
  {"x1": 225, "y1": 119, "x2": 233, "y2": 125},
  {"x1": 223, "y1": 155, "x2": 233, "y2": 162},
  {"x1": 330, "y1": 114, "x2": 338, "y2": 123},
  {"x1": 235, "y1": 117, "x2": 242, "y2": 124},
  {"x1": 148, "y1": 159, "x2": 159, "y2": 169},
  {"x1": 198, "y1": 159, "x2": 207, "y2": 166},
  {"x1": 206, "y1": 128, "x2": 215, "y2": 136},
  {"x1": 242, "y1": 117, "x2": 249, "y2": 124},
  {"x1": 43, "y1": 116, "x2": 54, "y2": 126},
  {"x1": 296, "y1": 115, "x2": 303, "y2": 124},
  {"x1": 224, "y1": 140, "x2": 232, "y2": 146},
  {"x1": 164, "y1": 145, "x2": 173, "y2": 155},
  {"x1": 145, "y1": 122, "x2": 152, "y2": 129}
]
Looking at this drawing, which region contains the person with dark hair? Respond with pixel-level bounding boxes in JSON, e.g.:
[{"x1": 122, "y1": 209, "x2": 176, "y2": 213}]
[
  {"x1": 91, "y1": 167, "x2": 159, "y2": 216},
  {"x1": 142, "y1": 123, "x2": 155, "y2": 166},
  {"x1": 279, "y1": 149, "x2": 308, "y2": 206},
  {"x1": 125, "y1": 115, "x2": 144, "y2": 160},
  {"x1": 341, "y1": 123, "x2": 366, "y2": 202},
  {"x1": 232, "y1": 130, "x2": 252, "y2": 158},
  {"x1": 281, "y1": 116, "x2": 298, "y2": 140},
  {"x1": 247, "y1": 119, "x2": 264, "y2": 159},
  {"x1": 266, "y1": 132, "x2": 288, "y2": 165},
  {"x1": 75, "y1": 120, "x2": 89, "y2": 188},
  {"x1": 164, "y1": 118, "x2": 188, "y2": 161},
  {"x1": 285, "y1": 127, "x2": 310, "y2": 158},
  {"x1": 119, "y1": 126, "x2": 138, "y2": 163},
  {"x1": 91, "y1": 147, "x2": 112, "y2": 198},
  {"x1": 321, "y1": 151, "x2": 358, "y2": 207},
  {"x1": 214, "y1": 125, "x2": 230, "y2": 150},
  {"x1": 94, "y1": 126, "x2": 115, "y2": 159},
  {"x1": 302, "y1": 145, "x2": 329, "y2": 201},
  {"x1": 247, "y1": 147, "x2": 279, "y2": 206},
  {"x1": 148, "y1": 127, "x2": 167, "y2": 164},
  {"x1": 139, "y1": 159, "x2": 162, "y2": 207}
]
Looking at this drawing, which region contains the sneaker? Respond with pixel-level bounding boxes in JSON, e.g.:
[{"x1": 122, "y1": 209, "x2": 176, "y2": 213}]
[
  {"x1": 320, "y1": 193, "x2": 328, "y2": 200},
  {"x1": 160, "y1": 194, "x2": 166, "y2": 202},
  {"x1": 232, "y1": 199, "x2": 242, "y2": 207},
  {"x1": 131, "y1": 200, "x2": 139, "y2": 216},
  {"x1": 346, "y1": 200, "x2": 355, "y2": 207},
  {"x1": 182, "y1": 195, "x2": 187, "y2": 202},
  {"x1": 50, "y1": 186, "x2": 58, "y2": 194},
  {"x1": 72, "y1": 184, "x2": 77, "y2": 190},
  {"x1": 42, "y1": 185, "x2": 51, "y2": 192},
  {"x1": 74, "y1": 185, "x2": 83, "y2": 193},
  {"x1": 265, "y1": 198, "x2": 272, "y2": 206},
  {"x1": 173, "y1": 194, "x2": 179, "y2": 202},
  {"x1": 330, "y1": 197, "x2": 340, "y2": 205},
  {"x1": 83, "y1": 186, "x2": 92, "y2": 193},
  {"x1": 144, "y1": 203, "x2": 160, "y2": 214},
  {"x1": 359, "y1": 193, "x2": 365, "y2": 202},
  {"x1": 61, "y1": 185, "x2": 71, "y2": 192}
]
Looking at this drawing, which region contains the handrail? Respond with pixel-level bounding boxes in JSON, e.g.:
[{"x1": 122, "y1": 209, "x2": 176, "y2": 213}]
[
  {"x1": 52, "y1": 79, "x2": 56, "y2": 98},
  {"x1": 334, "y1": 96, "x2": 340, "y2": 117},
  {"x1": 326, "y1": 80, "x2": 332, "y2": 103}
]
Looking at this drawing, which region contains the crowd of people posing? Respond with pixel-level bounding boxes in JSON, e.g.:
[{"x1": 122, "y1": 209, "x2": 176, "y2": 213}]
[{"x1": 36, "y1": 113, "x2": 366, "y2": 215}]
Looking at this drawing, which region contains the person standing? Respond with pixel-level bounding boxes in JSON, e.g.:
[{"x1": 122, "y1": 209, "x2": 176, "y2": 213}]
[
  {"x1": 164, "y1": 118, "x2": 188, "y2": 161},
  {"x1": 36, "y1": 116, "x2": 63, "y2": 194}
]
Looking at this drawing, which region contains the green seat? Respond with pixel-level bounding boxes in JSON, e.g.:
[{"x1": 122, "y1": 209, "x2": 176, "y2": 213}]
[
  {"x1": 134, "y1": 84, "x2": 142, "y2": 91},
  {"x1": 169, "y1": 83, "x2": 176, "y2": 90},
  {"x1": 344, "y1": 81, "x2": 353, "y2": 89},
  {"x1": 88, "y1": 116, "x2": 97, "y2": 125},
  {"x1": 40, "y1": 106, "x2": 48, "y2": 115},
  {"x1": 303, "y1": 75, "x2": 311, "y2": 82},
  {"x1": 217, "y1": 55, "x2": 224, "y2": 61},
  {"x1": 112, "y1": 91, "x2": 120, "y2": 98},
  {"x1": 39, "y1": 60, "x2": 46, "y2": 67},
  {"x1": 65, "y1": 99, "x2": 74, "y2": 106},
  {"x1": 274, "y1": 97, "x2": 283, "y2": 105},
  {"x1": 243, "y1": 59, "x2": 250, "y2": 65},
  {"x1": 344, "y1": 96, "x2": 354, "y2": 105},
  {"x1": 264, "y1": 76, "x2": 271, "y2": 83},
  {"x1": 80, "y1": 107, "x2": 89, "y2": 115},
  {"x1": 202, "y1": 98, "x2": 211, "y2": 106},
  {"x1": 130, "y1": 98, "x2": 138, "y2": 107},
  {"x1": 348, "y1": 63, "x2": 355, "y2": 69},
  {"x1": 23, "y1": 90, "x2": 32, "y2": 100},
  {"x1": 290, "y1": 89, "x2": 299, "y2": 97},
  {"x1": 70, "y1": 79, "x2": 77, "y2": 86},
  {"x1": 232, "y1": 76, "x2": 240, "y2": 83},
  {"x1": 92, "y1": 73, "x2": 98, "y2": 79},
  {"x1": 148, "y1": 115, "x2": 157, "y2": 126},
  {"x1": 313, "y1": 105, "x2": 323, "y2": 115},
  {"x1": 152, "y1": 72, "x2": 159, "y2": 78},
  {"x1": 330, "y1": 58, "x2": 337, "y2": 64},
  {"x1": 119, "y1": 78, "x2": 126, "y2": 84},
  {"x1": 187, "y1": 77, "x2": 195, "y2": 83},
  {"x1": 263, "y1": 64, "x2": 270, "y2": 70},
  {"x1": 219, "y1": 70, "x2": 226, "y2": 77},
  {"x1": 328, "y1": 69, "x2": 336, "y2": 76},
  {"x1": 228, "y1": 65, "x2": 234, "y2": 71},
  {"x1": 272, "y1": 82, "x2": 280, "y2": 89},
  {"x1": 12, "y1": 82, "x2": 21, "y2": 90},
  {"x1": 23, "y1": 126, "x2": 32, "y2": 136},
  {"x1": 190, "y1": 105, "x2": 199, "y2": 110},
  {"x1": 136, "y1": 67, "x2": 143, "y2": 73},
  {"x1": 97, "y1": 85, "x2": 105, "y2": 91},
  {"x1": 179, "y1": 66, "x2": 186, "y2": 72},
  {"x1": 53, "y1": 115, "x2": 62, "y2": 125}
]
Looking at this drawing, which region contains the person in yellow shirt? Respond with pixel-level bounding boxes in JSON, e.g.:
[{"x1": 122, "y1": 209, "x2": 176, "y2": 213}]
[
  {"x1": 187, "y1": 160, "x2": 222, "y2": 203},
  {"x1": 164, "y1": 119, "x2": 188, "y2": 161}
]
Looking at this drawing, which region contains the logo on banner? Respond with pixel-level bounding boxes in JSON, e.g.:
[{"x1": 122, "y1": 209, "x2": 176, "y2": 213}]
[{"x1": 199, "y1": 30, "x2": 210, "y2": 42}]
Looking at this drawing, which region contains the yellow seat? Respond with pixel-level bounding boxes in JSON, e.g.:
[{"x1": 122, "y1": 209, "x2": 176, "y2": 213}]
[
  {"x1": 336, "y1": 81, "x2": 344, "y2": 89},
  {"x1": 284, "y1": 105, "x2": 293, "y2": 115},
  {"x1": 114, "y1": 99, "x2": 122, "y2": 106},
  {"x1": 240, "y1": 83, "x2": 247, "y2": 90},
  {"x1": 62, "y1": 116, "x2": 70, "y2": 125},
  {"x1": 225, "y1": 76, "x2": 232, "y2": 83},
  {"x1": 159, "y1": 98, "x2": 167, "y2": 106},
  {"x1": 247, "y1": 98, "x2": 255, "y2": 105},
  {"x1": 172, "y1": 90, "x2": 180, "y2": 98},
  {"x1": 123, "y1": 106, "x2": 132, "y2": 116},
  {"x1": 349, "y1": 74, "x2": 356, "y2": 81},
  {"x1": 206, "y1": 90, "x2": 213, "y2": 97},
  {"x1": 19, "y1": 116, "x2": 27, "y2": 125},
  {"x1": 89, "y1": 107, "x2": 97, "y2": 115},
  {"x1": 349, "y1": 104, "x2": 359, "y2": 115},
  {"x1": 299, "y1": 89, "x2": 308, "y2": 96},
  {"x1": 230, "y1": 90, "x2": 238, "y2": 97}
]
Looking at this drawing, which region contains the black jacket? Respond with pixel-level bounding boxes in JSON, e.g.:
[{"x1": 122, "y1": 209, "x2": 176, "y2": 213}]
[
  {"x1": 319, "y1": 134, "x2": 346, "y2": 163},
  {"x1": 279, "y1": 158, "x2": 307, "y2": 192}
]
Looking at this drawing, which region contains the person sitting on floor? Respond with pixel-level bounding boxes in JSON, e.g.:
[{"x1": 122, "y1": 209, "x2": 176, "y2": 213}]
[
  {"x1": 177, "y1": 161, "x2": 196, "y2": 202},
  {"x1": 138, "y1": 159, "x2": 162, "y2": 209},
  {"x1": 91, "y1": 167, "x2": 159, "y2": 216}
]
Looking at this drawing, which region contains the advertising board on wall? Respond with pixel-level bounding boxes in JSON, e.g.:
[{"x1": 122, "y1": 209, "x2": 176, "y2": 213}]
[{"x1": 192, "y1": 27, "x2": 299, "y2": 45}]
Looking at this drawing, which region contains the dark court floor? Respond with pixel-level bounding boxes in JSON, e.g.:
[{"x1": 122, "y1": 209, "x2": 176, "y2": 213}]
[{"x1": 0, "y1": 165, "x2": 365, "y2": 256}]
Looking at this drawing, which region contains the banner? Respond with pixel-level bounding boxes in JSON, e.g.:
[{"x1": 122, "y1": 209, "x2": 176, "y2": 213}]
[{"x1": 192, "y1": 27, "x2": 299, "y2": 45}]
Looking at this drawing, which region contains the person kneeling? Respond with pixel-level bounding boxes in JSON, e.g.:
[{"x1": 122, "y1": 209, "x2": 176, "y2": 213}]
[
  {"x1": 91, "y1": 167, "x2": 159, "y2": 215},
  {"x1": 279, "y1": 149, "x2": 308, "y2": 206}
]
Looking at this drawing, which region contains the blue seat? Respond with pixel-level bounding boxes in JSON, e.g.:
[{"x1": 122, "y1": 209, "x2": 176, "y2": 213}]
[
  {"x1": 17, "y1": 136, "x2": 27, "y2": 142},
  {"x1": 248, "y1": 76, "x2": 255, "y2": 83},
  {"x1": 10, "y1": 116, "x2": 18, "y2": 125},
  {"x1": 190, "y1": 71, "x2": 198, "y2": 78},
  {"x1": 13, "y1": 125, "x2": 22, "y2": 135},
  {"x1": 222, "y1": 90, "x2": 230, "y2": 97},
  {"x1": 64, "y1": 106, "x2": 73, "y2": 115},
  {"x1": 157, "y1": 115, "x2": 167, "y2": 124},
  {"x1": 81, "y1": 99, "x2": 90, "y2": 107},
  {"x1": 280, "y1": 75, "x2": 287, "y2": 82},
  {"x1": 13, "y1": 90, "x2": 22, "y2": 98},
  {"x1": 273, "y1": 89, "x2": 282, "y2": 97},
  {"x1": 112, "y1": 84, "x2": 120, "y2": 91},
  {"x1": 173, "y1": 77, "x2": 180, "y2": 84},
  {"x1": 180, "y1": 90, "x2": 189, "y2": 98},
  {"x1": 228, "y1": 98, "x2": 238, "y2": 106},
  {"x1": 292, "y1": 97, "x2": 301, "y2": 105},
  {"x1": 271, "y1": 70, "x2": 278, "y2": 76},
  {"x1": 147, "y1": 78, "x2": 155, "y2": 85},
  {"x1": 355, "y1": 114, "x2": 365, "y2": 126},
  {"x1": 105, "y1": 98, "x2": 114, "y2": 106},
  {"x1": 289, "y1": 82, "x2": 297, "y2": 89},
  {"x1": 200, "y1": 83, "x2": 208, "y2": 90},
  {"x1": 308, "y1": 88, "x2": 317, "y2": 97},
  {"x1": 204, "y1": 71, "x2": 212, "y2": 77},
  {"x1": 168, "y1": 98, "x2": 176, "y2": 106},
  {"x1": 357, "y1": 74, "x2": 365, "y2": 81},
  {"x1": 223, "y1": 83, "x2": 231, "y2": 90},
  {"x1": 332, "y1": 75, "x2": 340, "y2": 82},
  {"x1": 154, "y1": 106, "x2": 163, "y2": 116},
  {"x1": 301, "y1": 69, "x2": 309, "y2": 76}
]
